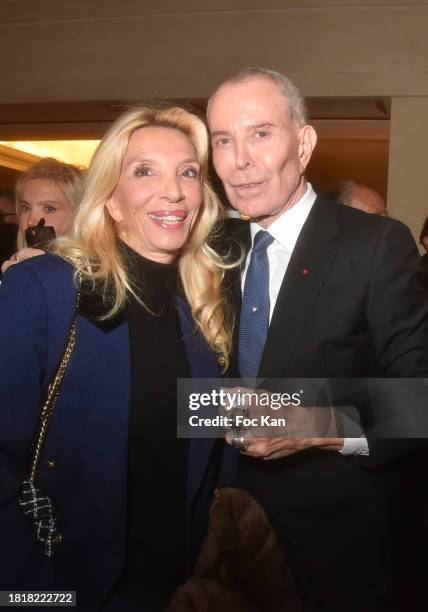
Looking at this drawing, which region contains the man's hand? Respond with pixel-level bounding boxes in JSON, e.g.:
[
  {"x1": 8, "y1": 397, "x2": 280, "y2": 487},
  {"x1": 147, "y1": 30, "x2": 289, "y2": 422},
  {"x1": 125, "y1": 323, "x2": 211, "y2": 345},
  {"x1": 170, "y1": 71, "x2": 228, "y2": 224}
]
[
  {"x1": 1, "y1": 247, "x2": 44, "y2": 274},
  {"x1": 221, "y1": 386, "x2": 344, "y2": 459},
  {"x1": 226, "y1": 432, "x2": 344, "y2": 460}
]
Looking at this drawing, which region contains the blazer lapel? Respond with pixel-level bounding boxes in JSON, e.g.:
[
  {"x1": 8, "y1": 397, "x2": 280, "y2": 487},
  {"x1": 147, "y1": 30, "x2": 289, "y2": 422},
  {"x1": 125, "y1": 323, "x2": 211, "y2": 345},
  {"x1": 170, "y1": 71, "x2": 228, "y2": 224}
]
[
  {"x1": 73, "y1": 317, "x2": 131, "y2": 530},
  {"x1": 175, "y1": 297, "x2": 220, "y2": 510},
  {"x1": 77, "y1": 279, "x2": 127, "y2": 332},
  {"x1": 259, "y1": 196, "x2": 339, "y2": 378}
]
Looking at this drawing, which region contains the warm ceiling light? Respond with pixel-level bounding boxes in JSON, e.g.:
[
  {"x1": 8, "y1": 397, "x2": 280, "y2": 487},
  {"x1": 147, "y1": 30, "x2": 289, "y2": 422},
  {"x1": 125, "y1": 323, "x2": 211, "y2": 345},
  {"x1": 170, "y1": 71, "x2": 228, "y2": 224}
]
[{"x1": 0, "y1": 140, "x2": 100, "y2": 168}]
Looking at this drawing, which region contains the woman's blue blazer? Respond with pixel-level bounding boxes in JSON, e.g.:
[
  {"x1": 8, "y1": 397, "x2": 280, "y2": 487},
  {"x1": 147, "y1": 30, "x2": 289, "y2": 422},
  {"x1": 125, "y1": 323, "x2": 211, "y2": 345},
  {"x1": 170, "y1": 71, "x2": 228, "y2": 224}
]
[{"x1": 0, "y1": 255, "x2": 226, "y2": 607}]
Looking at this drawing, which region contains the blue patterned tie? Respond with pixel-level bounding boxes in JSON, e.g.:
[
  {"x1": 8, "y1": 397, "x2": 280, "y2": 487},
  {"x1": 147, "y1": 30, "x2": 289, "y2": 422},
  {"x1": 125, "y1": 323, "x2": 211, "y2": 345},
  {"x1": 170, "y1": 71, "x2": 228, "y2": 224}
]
[{"x1": 239, "y1": 230, "x2": 274, "y2": 381}]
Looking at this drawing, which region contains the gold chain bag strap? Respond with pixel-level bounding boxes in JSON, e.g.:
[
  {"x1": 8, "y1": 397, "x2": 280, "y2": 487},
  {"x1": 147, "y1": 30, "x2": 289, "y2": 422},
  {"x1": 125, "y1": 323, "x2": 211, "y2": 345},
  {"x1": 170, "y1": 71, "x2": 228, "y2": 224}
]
[{"x1": 18, "y1": 287, "x2": 80, "y2": 557}]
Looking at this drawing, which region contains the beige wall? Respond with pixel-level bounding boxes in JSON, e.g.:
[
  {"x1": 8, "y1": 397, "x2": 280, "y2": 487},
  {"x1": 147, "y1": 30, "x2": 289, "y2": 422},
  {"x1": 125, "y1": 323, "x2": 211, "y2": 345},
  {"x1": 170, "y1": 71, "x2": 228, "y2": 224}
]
[
  {"x1": 388, "y1": 97, "x2": 428, "y2": 247},
  {"x1": 2, "y1": 1, "x2": 428, "y2": 103},
  {"x1": 1, "y1": 1, "x2": 428, "y2": 240}
]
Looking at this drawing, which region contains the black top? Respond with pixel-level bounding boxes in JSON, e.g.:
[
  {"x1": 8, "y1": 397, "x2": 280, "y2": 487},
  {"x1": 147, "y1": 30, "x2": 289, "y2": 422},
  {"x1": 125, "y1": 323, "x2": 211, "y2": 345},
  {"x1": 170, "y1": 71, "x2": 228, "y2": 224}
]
[{"x1": 121, "y1": 245, "x2": 191, "y2": 591}]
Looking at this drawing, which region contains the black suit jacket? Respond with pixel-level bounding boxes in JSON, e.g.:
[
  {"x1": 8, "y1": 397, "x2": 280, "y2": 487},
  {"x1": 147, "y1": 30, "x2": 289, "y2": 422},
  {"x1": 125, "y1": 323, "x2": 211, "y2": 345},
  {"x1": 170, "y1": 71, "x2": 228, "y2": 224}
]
[
  {"x1": 228, "y1": 196, "x2": 428, "y2": 460},
  {"x1": 224, "y1": 195, "x2": 428, "y2": 609},
  {"x1": 420, "y1": 252, "x2": 428, "y2": 291},
  {"x1": 230, "y1": 195, "x2": 428, "y2": 376}
]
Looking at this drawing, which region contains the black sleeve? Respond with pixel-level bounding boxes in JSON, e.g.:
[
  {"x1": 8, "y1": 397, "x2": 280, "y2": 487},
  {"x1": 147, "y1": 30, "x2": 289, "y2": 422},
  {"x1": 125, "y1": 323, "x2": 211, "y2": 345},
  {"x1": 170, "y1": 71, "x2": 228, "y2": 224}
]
[{"x1": 361, "y1": 220, "x2": 428, "y2": 466}]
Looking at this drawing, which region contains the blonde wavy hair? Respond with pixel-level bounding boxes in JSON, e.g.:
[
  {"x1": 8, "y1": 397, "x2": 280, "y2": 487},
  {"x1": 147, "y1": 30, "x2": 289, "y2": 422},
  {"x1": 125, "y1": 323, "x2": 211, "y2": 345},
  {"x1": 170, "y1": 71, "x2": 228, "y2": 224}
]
[
  {"x1": 15, "y1": 157, "x2": 83, "y2": 249},
  {"x1": 54, "y1": 105, "x2": 236, "y2": 369}
]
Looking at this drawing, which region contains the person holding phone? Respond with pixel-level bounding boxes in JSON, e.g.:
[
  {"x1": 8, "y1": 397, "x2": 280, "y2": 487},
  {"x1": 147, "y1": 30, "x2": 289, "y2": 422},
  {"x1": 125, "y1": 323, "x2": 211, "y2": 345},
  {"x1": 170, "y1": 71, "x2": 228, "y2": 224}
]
[{"x1": 1, "y1": 157, "x2": 83, "y2": 274}]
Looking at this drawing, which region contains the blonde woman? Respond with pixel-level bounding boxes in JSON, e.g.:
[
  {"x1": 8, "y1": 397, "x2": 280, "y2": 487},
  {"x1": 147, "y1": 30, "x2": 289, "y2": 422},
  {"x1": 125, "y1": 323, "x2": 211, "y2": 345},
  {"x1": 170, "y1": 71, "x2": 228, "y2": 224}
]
[
  {"x1": 1, "y1": 158, "x2": 83, "y2": 274},
  {"x1": 0, "y1": 106, "x2": 235, "y2": 611}
]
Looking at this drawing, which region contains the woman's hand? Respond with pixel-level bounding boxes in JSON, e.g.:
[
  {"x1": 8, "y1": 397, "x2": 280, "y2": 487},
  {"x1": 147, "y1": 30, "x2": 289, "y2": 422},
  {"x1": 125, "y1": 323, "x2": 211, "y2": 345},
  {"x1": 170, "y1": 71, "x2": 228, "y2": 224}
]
[{"x1": 1, "y1": 248, "x2": 45, "y2": 274}]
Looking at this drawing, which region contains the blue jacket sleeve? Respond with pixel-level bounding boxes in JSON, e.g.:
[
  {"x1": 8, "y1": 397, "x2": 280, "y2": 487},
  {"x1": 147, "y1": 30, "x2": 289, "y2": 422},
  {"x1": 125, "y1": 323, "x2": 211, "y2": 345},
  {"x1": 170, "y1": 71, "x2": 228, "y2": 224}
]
[{"x1": 0, "y1": 263, "x2": 48, "y2": 504}]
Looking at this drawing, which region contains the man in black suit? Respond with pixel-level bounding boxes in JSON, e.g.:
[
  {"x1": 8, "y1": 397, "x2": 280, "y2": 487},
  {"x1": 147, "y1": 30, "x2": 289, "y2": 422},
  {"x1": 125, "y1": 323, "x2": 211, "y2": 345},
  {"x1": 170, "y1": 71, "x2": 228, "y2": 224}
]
[{"x1": 207, "y1": 68, "x2": 428, "y2": 611}]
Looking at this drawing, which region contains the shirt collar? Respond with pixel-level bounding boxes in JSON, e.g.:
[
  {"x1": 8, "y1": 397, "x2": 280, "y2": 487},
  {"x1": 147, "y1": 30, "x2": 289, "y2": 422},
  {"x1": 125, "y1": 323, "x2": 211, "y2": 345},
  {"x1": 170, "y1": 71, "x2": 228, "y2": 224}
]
[{"x1": 250, "y1": 183, "x2": 317, "y2": 252}]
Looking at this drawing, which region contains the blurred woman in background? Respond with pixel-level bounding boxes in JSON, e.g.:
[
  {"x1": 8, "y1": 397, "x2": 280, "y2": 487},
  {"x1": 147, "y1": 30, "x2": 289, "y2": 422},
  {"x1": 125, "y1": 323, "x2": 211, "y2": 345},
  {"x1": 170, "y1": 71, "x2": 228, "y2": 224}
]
[{"x1": 1, "y1": 157, "x2": 83, "y2": 273}]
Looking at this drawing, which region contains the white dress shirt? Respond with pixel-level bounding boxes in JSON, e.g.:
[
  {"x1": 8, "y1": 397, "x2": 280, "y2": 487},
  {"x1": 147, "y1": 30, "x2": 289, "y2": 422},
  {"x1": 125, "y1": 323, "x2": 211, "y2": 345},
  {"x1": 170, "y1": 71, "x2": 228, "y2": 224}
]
[{"x1": 241, "y1": 183, "x2": 369, "y2": 456}]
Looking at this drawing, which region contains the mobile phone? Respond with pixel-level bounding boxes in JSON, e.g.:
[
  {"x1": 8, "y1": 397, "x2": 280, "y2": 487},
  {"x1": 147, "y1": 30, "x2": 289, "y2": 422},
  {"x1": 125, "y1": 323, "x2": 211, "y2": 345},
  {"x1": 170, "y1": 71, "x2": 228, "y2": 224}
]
[{"x1": 25, "y1": 225, "x2": 56, "y2": 248}]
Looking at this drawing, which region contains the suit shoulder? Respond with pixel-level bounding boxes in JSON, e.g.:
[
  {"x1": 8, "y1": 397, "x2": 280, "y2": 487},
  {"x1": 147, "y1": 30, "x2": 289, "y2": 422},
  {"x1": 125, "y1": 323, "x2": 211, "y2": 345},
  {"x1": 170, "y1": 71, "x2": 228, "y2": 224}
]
[{"x1": 334, "y1": 200, "x2": 412, "y2": 241}]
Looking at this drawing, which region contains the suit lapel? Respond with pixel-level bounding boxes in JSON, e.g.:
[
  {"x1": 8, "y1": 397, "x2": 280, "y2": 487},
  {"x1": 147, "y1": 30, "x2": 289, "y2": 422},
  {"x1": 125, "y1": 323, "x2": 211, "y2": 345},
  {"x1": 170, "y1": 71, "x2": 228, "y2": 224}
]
[{"x1": 259, "y1": 196, "x2": 339, "y2": 378}]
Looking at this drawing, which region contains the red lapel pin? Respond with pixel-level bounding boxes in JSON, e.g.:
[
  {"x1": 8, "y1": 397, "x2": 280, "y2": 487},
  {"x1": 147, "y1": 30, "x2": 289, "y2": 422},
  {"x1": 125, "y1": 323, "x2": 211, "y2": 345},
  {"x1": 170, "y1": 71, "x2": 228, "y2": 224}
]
[{"x1": 302, "y1": 268, "x2": 310, "y2": 276}]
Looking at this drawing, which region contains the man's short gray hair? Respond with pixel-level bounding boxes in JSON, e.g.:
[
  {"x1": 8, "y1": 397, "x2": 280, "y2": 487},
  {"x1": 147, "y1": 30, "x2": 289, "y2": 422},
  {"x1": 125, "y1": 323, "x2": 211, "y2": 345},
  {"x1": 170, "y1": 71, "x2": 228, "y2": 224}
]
[{"x1": 208, "y1": 67, "x2": 308, "y2": 128}]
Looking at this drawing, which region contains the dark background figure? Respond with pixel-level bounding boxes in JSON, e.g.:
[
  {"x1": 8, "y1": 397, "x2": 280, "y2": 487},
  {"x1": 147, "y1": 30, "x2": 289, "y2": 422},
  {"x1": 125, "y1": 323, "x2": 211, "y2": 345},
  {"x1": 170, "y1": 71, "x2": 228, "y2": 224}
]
[
  {"x1": 0, "y1": 191, "x2": 18, "y2": 275},
  {"x1": 326, "y1": 180, "x2": 388, "y2": 216},
  {"x1": 420, "y1": 215, "x2": 428, "y2": 289},
  {"x1": 0, "y1": 190, "x2": 17, "y2": 224}
]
